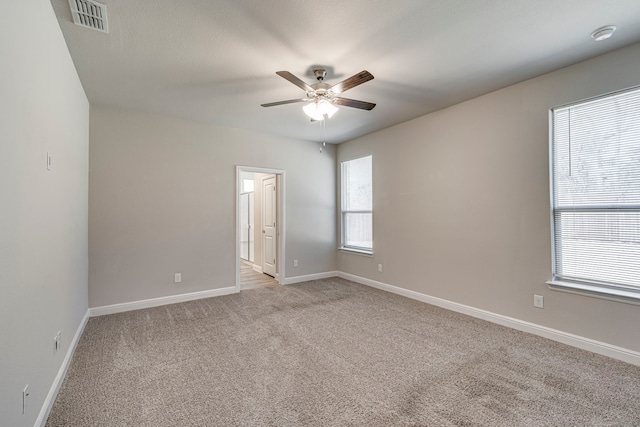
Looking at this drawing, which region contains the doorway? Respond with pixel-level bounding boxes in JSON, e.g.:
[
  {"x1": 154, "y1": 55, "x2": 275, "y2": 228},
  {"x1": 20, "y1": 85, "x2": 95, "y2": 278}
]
[{"x1": 236, "y1": 166, "x2": 285, "y2": 291}]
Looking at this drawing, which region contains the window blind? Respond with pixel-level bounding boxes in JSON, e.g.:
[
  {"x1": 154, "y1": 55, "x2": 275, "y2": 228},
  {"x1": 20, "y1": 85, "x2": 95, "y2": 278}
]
[{"x1": 551, "y1": 87, "x2": 640, "y2": 292}]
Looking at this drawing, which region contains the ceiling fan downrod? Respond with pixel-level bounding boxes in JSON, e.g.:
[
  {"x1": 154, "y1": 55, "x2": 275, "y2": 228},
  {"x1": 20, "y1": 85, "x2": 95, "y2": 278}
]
[{"x1": 313, "y1": 68, "x2": 327, "y2": 81}]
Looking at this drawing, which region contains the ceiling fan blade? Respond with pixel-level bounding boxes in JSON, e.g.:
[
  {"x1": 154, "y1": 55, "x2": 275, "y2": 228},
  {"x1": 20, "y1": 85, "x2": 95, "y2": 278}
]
[
  {"x1": 330, "y1": 70, "x2": 374, "y2": 94},
  {"x1": 275, "y1": 71, "x2": 314, "y2": 92},
  {"x1": 261, "y1": 98, "x2": 309, "y2": 107},
  {"x1": 334, "y1": 97, "x2": 376, "y2": 110}
]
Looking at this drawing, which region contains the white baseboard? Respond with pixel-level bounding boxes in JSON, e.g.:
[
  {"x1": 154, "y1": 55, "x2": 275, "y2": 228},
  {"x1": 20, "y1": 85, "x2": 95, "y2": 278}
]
[
  {"x1": 338, "y1": 272, "x2": 640, "y2": 367},
  {"x1": 252, "y1": 264, "x2": 263, "y2": 274},
  {"x1": 36, "y1": 308, "x2": 90, "y2": 427},
  {"x1": 90, "y1": 271, "x2": 341, "y2": 317},
  {"x1": 89, "y1": 286, "x2": 238, "y2": 317},
  {"x1": 283, "y1": 271, "x2": 339, "y2": 286}
]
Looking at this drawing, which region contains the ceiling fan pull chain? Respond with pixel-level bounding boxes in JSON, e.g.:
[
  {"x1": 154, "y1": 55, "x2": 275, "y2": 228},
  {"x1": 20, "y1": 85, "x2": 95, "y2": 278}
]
[{"x1": 320, "y1": 118, "x2": 326, "y2": 153}]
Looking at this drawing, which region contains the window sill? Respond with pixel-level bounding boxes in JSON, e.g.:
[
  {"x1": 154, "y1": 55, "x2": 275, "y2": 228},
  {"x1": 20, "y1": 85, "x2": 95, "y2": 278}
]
[
  {"x1": 339, "y1": 247, "x2": 374, "y2": 257},
  {"x1": 547, "y1": 279, "x2": 640, "y2": 306}
]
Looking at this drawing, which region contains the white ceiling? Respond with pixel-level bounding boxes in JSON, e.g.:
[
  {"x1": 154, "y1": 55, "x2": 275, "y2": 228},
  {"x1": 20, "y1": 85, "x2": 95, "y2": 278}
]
[{"x1": 51, "y1": 0, "x2": 640, "y2": 144}]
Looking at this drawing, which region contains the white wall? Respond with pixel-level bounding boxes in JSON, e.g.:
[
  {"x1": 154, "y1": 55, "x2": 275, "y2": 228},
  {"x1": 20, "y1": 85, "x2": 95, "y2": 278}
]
[
  {"x1": 0, "y1": 1, "x2": 89, "y2": 426},
  {"x1": 89, "y1": 106, "x2": 336, "y2": 307},
  {"x1": 338, "y1": 43, "x2": 640, "y2": 353}
]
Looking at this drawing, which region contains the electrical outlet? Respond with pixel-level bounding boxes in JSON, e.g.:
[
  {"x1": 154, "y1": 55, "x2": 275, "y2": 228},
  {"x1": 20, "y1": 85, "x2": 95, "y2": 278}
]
[
  {"x1": 23, "y1": 385, "x2": 29, "y2": 414},
  {"x1": 534, "y1": 294, "x2": 544, "y2": 308},
  {"x1": 293, "y1": 259, "x2": 298, "y2": 268},
  {"x1": 378, "y1": 264, "x2": 383, "y2": 273},
  {"x1": 174, "y1": 273, "x2": 181, "y2": 283}
]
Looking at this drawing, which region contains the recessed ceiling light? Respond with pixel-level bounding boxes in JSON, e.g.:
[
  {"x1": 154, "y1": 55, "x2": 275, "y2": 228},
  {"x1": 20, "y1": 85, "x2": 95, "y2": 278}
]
[{"x1": 591, "y1": 25, "x2": 616, "y2": 41}]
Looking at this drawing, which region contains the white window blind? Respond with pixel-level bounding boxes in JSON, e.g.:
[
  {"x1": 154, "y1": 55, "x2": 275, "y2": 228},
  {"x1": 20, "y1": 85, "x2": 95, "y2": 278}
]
[
  {"x1": 550, "y1": 86, "x2": 640, "y2": 295},
  {"x1": 341, "y1": 155, "x2": 373, "y2": 252}
]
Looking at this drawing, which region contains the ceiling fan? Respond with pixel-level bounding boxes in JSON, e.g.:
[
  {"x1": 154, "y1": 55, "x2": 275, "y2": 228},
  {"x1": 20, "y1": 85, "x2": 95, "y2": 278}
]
[{"x1": 261, "y1": 68, "x2": 376, "y2": 121}]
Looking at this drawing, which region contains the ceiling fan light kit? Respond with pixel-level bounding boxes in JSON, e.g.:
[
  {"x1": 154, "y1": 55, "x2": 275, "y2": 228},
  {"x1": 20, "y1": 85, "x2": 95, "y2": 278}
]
[
  {"x1": 261, "y1": 68, "x2": 376, "y2": 122},
  {"x1": 303, "y1": 99, "x2": 339, "y2": 121}
]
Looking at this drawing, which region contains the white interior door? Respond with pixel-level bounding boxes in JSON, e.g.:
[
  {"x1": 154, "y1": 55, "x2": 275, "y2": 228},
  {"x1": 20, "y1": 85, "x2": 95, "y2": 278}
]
[{"x1": 262, "y1": 175, "x2": 277, "y2": 277}]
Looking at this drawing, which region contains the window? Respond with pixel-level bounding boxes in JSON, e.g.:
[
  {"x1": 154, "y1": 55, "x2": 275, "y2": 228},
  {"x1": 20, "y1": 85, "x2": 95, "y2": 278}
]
[
  {"x1": 341, "y1": 155, "x2": 373, "y2": 253},
  {"x1": 549, "y1": 86, "x2": 640, "y2": 301},
  {"x1": 242, "y1": 179, "x2": 254, "y2": 193}
]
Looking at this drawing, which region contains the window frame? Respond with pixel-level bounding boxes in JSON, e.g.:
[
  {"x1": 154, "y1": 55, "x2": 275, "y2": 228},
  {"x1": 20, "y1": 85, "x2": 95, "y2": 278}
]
[
  {"x1": 547, "y1": 86, "x2": 640, "y2": 304},
  {"x1": 340, "y1": 155, "x2": 373, "y2": 255}
]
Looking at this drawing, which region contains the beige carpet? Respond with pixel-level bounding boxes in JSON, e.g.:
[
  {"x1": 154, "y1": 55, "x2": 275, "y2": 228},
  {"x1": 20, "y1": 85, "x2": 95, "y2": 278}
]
[{"x1": 47, "y1": 278, "x2": 640, "y2": 426}]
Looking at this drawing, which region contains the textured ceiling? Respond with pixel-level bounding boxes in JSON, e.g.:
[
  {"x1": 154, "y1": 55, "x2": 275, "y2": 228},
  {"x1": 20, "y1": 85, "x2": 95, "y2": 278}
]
[{"x1": 51, "y1": 0, "x2": 640, "y2": 144}]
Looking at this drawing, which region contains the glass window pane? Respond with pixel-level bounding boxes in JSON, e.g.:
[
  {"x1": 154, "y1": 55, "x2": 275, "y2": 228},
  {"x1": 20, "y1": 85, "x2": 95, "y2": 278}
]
[
  {"x1": 554, "y1": 95, "x2": 640, "y2": 208},
  {"x1": 554, "y1": 211, "x2": 640, "y2": 287},
  {"x1": 242, "y1": 179, "x2": 254, "y2": 193},
  {"x1": 344, "y1": 213, "x2": 372, "y2": 249},
  {"x1": 343, "y1": 156, "x2": 372, "y2": 211}
]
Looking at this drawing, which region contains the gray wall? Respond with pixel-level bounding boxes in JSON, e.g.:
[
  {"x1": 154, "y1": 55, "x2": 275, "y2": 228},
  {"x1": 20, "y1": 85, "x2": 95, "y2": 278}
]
[
  {"x1": 338, "y1": 43, "x2": 640, "y2": 353},
  {"x1": 89, "y1": 106, "x2": 336, "y2": 307},
  {"x1": 0, "y1": 1, "x2": 89, "y2": 425}
]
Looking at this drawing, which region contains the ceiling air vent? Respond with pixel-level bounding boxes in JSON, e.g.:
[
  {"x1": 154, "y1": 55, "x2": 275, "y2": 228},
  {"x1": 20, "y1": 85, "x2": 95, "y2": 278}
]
[{"x1": 68, "y1": 0, "x2": 109, "y2": 33}]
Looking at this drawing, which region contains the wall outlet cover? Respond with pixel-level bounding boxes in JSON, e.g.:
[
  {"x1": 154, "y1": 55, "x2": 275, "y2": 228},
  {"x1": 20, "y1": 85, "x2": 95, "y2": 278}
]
[{"x1": 534, "y1": 294, "x2": 544, "y2": 308}]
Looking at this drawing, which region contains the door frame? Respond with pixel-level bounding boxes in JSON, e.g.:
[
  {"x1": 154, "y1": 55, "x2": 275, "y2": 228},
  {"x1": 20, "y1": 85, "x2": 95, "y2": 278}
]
[{"x1": 235, "y1": 165, "x2": 285, "y2": 291}]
